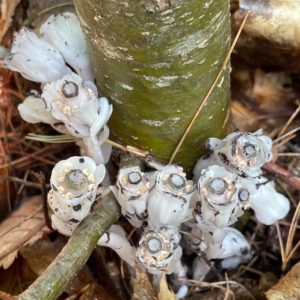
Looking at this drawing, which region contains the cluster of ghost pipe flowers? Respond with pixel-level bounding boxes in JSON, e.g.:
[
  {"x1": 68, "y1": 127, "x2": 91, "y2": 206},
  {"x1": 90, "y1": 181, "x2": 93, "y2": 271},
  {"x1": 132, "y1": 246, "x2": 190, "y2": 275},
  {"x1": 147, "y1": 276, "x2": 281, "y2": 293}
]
[
  {"x1": 193, "y1": 130, "x2": 290, "y2": 226},
  {"x1": 112, "y1": 162, "x2": 194, "y2": 281},
  {"x1": 5, "y1": 12, "x2": 112, "y2": 164},
  {"x1": 5, "y1": 13, "x2": 93, "y2": 83},
  {"x1": 190, "y1": 130, "x2": 290, "y2": 273}
]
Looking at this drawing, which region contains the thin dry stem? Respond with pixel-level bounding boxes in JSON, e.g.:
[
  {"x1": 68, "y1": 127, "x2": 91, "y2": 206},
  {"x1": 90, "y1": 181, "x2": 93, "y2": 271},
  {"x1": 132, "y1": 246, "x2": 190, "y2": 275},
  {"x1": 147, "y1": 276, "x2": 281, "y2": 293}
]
[
  {"x1": 285, "y1": 201, "x2": 300, "y2": 256},
  {"x1": 274, "y1": 126, "x2": 300, "y2": 144},
  {"x1": 278, "y1": 101, "x2": 300, "y2": 138},
  {"x1": 275, "y1": 222, "x2": 286, "y2": 269}
]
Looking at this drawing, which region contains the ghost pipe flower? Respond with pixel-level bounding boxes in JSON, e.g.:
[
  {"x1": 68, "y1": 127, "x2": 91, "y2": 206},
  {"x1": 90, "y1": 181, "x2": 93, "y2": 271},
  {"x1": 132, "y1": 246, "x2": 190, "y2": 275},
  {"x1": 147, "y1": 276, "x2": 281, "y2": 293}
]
[
  {"x1": 194, "y1": 130, "x2": 273, "y2": 178},
  {"x1": 4, "y1": 27, "x2": 70, "y2": 83},
  {"x1": 110, "y1": 164, "x2": 152, "y2": 227},
  {"x1": 98, "y1": 224, "x2": 136, "y2": 267},
  {"x1": 18, "y1": 91, "x2": 57, "y2": 124},
  {"x1": 147, "y1": 165, "x2": 195, "y2": 228},
  {"x1": 250, "y1": 177, "x2": 290, "y2": 225},
  {"x1": 40, "y1": 12, "x2": 95, "y2": 82},
  {"x1": 136, "y1": 227, "x2": 182, "y2": 275},
  {"x1": 42, "y1": 72, "x2": 112, "y2": 137},
  {"x1": 195, "y1": 165, "x2": 243, "y2": 229},
  {"x1": 48, "y1": 156, "x2": 106, "y2": 233}
]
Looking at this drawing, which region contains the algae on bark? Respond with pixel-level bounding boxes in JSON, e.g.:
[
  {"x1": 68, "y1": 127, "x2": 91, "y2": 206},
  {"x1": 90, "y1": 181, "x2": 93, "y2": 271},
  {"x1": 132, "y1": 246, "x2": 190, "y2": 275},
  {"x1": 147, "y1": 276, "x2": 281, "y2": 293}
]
[{"x1": 74, "y1": 0, "x2": 231, "y2": 169}]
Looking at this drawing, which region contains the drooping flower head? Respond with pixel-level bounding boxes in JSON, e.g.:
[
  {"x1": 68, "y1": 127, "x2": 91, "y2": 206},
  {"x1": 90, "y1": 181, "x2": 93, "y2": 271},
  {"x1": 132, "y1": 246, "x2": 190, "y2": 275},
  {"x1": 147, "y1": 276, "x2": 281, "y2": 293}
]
[
  {"x1": 48, "y1": 156, "x2": 105, "y2": 227},
  {"x1": 111, "y1": 165, "x2": 152, "y2": 227},
  {"x1": 4, "y1": 28, "x2": 70, "y2": 83},
  {"x1": 42, "y1": 72, "x2": 112, "y2": 137},
  {"x1": 250, "y1": 178, "x2": 290, "y2": 225},
  {"x1": 40, "y1": 12, "x2": 94, "y2": 81},
  {"x1": 148, "y1": 165, "x2": 195, "y2": 228},
  {"x1": 202, "y1": 227, "x2": 251, "y2": 265}
]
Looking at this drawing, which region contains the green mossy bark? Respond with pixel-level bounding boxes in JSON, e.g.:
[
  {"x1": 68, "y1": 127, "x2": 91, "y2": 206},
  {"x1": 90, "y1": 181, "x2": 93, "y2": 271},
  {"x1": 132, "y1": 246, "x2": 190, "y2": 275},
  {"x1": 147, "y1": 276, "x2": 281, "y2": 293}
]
[{"x1": 74, "y1": 0, "x2": 231, "y2": 169}]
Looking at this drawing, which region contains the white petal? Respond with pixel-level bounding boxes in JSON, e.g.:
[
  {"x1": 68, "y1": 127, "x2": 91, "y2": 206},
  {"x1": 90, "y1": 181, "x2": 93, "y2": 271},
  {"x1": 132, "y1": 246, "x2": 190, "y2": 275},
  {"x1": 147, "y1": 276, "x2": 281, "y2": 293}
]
[
  {"x1": 18, "y1": 94, "x2": 57, "y2": 124},
  {"x1": 90, "y1": 97, "x2": 113, "y2": 136},
  {"x1": 251, "y1": 180, "x2": 290, "y2": 225},
  {"x1": 95, "y1": 164, "x2": 106, "y2": 184}
]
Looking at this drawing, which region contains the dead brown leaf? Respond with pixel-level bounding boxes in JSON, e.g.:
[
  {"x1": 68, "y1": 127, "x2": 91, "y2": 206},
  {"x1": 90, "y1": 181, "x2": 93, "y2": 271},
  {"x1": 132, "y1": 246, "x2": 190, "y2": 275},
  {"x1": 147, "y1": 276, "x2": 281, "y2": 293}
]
[
  {"x1": 158, "y1": 275, "x2": 176, "y2": 300},
  {"x1": 266, "y1": 261, "x2": 300, "y2": 300},
  {"x1": 79, "y1": 283, "x2": 117, "y2": 300},
  {"x1": 0, "y1": 0, "x2": 21, "y2": 41},
  {"x1": 20, "y1": 237, "x2": 65, "y2": 276},
  {"x1": 0, "y1": 196, "x2": 49, "y2": 269},
  {"x1": 132, "y1": 267, "x2": 157, "y2": 300}
]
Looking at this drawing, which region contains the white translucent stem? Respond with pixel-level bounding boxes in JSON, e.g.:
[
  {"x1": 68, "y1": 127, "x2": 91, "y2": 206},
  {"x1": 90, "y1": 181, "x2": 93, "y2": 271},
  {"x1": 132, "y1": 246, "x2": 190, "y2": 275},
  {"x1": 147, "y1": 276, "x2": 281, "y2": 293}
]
[{"x1": 97, "y1": 225, "x2": 136, "y2": 267}]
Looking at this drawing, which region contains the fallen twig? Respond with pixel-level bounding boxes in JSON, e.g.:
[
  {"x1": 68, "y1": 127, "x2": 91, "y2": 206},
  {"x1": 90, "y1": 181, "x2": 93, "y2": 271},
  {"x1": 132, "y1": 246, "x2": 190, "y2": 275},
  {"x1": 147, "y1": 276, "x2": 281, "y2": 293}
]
[
  {"x1": 263, "y1": 162, "x2": 300, "y2": 191},
  {"x1": 19, "y1": 193, "x2": 120, "y2": 300}
]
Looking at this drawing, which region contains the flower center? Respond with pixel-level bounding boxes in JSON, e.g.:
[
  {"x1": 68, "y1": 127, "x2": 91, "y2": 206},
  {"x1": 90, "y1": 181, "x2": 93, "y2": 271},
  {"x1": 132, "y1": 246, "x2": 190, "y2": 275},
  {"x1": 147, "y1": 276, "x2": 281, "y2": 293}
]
[
  {"x1": 209, "y1": 178, "x2": 228, "y2": 195},
  {"x1": 65, "y1": 169, "x2": 88, "y2": 190},
  {"x1": 168, "y1": 173, "x2": 185, "y2": 189},
  {"x1": 243, "y1": 143, "x2": 257, "y2": 158},
  {"x1": 62, "y1": 81, "x2": 79, "y2": 98},
  {"x1": 128, "y1": 171, "x2": 142, "y2": 184},
  {"x1": 238, "y1": 188, "x2": 250, "y2": 202},
  {"x1": 146, "y1": 237, "x2": 162, "y2": 254}
]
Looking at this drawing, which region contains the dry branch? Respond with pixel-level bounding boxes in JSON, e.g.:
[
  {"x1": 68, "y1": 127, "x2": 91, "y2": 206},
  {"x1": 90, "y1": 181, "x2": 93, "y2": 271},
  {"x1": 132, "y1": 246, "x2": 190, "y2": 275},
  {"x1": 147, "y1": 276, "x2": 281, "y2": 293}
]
[{"x1": 19, "y1": 193, "x2": 120, "y2": 300}]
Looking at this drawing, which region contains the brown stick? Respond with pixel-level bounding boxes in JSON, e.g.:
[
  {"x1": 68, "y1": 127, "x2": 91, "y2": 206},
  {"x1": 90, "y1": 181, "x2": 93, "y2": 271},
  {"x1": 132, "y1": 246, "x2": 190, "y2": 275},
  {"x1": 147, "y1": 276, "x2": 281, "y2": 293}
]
[{"x1": 263, "y1": 162, "x2": 300, "y2": 190}]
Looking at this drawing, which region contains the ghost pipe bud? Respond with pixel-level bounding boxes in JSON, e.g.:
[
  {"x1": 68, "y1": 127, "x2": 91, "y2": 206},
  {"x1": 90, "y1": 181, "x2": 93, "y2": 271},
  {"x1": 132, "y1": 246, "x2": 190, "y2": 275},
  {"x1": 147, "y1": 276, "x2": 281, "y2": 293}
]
[
  {"x1": 196, "y1": 165, "x2": 243, "y2": 228},
  {"x1": 250, "y1": 177, "x2": 290, "y2": 225},
  {"x1": 147, "y1": 165, "x2": 195, "y2": 228},
  {"x1": 202, "y1": 227, "x2": 251, "y2": 267},
  {"x1": 194, "y1": 130, "x2": 273, "y2": 178},
  {"x1": 98, "y1": 225, "x2": 136, "y2": 267},
  {"x1": 4, "y1": 27, "x2": 70, "y2": 83},
  {"x1": 136, "y1": 227, "x2": 182, "y2": 274},
  {"x1": 48, "y1": 156, "x2": 106, "y2": 234},
  {"x1": 40, "y1": 12, "x2": 95, "y2": 81},
  {"x1": 110, "y1": 165, "x2": 152, "y2": 227}
]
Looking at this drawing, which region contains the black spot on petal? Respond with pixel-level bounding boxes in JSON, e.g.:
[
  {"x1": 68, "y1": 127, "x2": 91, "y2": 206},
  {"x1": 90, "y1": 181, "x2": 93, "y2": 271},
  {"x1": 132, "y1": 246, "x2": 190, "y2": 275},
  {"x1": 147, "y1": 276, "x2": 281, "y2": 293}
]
[{"x1": 73, "y1": 204, "x2": 81, "y2": 211}]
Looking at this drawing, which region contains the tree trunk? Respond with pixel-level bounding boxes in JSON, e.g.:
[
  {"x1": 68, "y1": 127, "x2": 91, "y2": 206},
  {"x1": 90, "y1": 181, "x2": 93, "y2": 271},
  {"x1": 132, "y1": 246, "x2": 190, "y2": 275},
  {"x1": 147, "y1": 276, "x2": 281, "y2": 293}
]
[{"x1": 74, "y1": 0, "x2": 231, "y2": 169}]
